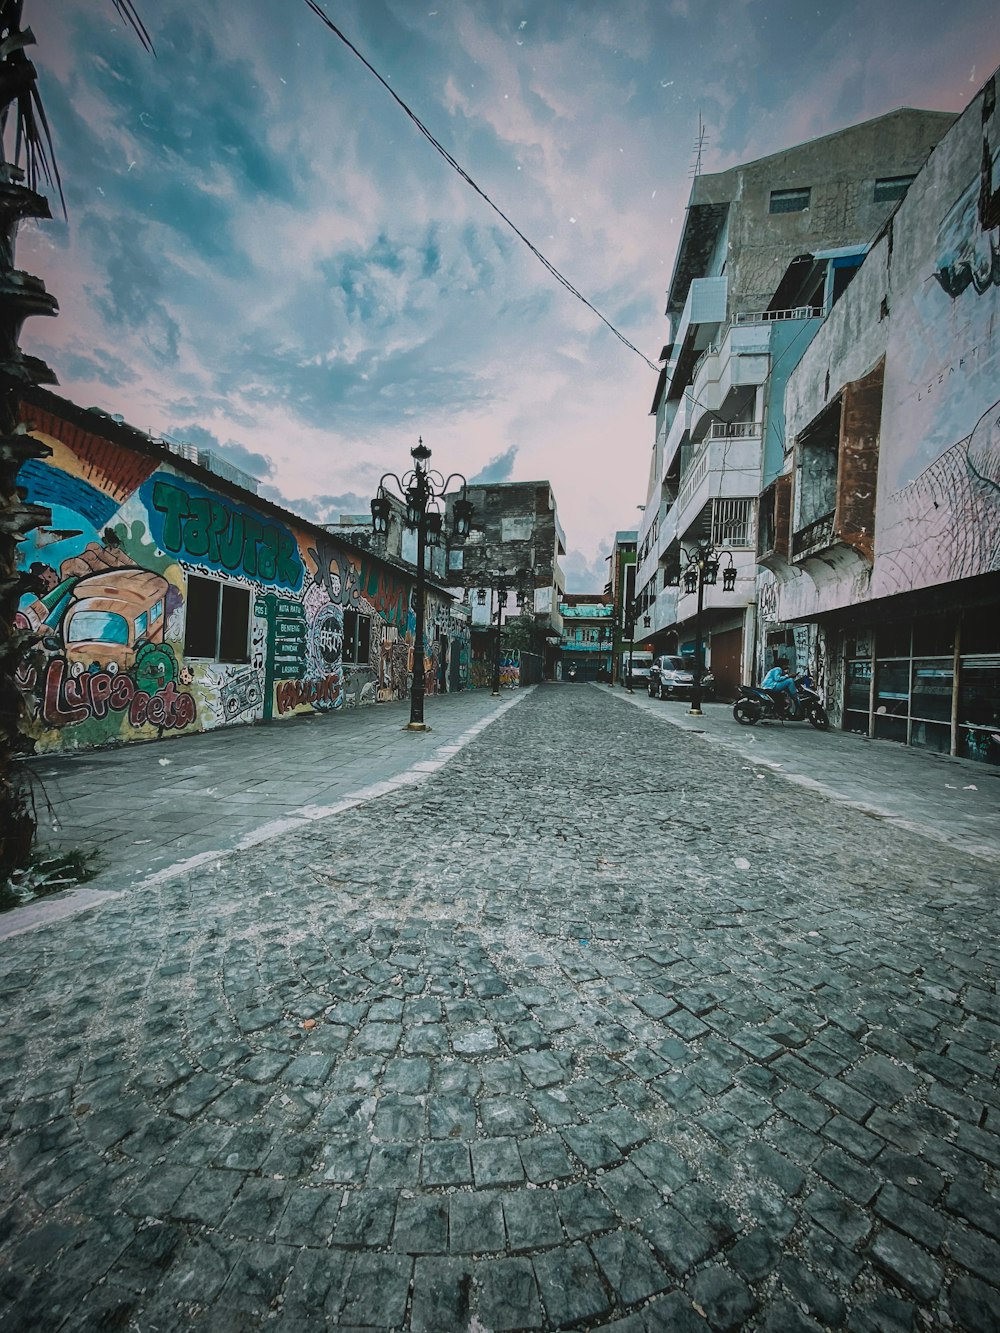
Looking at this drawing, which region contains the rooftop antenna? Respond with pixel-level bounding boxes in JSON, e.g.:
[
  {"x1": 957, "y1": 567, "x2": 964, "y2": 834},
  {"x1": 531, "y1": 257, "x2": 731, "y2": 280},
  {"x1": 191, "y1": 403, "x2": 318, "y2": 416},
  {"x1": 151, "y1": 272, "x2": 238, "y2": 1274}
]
[{"x1": 689, "y1": 111, "x2": 708, "y2": 178}]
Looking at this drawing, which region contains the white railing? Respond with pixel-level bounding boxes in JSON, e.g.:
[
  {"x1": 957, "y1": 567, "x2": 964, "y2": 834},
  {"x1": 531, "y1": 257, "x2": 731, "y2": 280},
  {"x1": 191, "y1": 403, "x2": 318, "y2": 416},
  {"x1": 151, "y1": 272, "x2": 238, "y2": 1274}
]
[
  {"x1": 708, "y1": 420, "x2": 762, "y2": 439},
  {"x1": 676, "y1": 443, "x2": 711, "y2": 517},
  {"x1": 732, "y1": 305, "x2": 825, "y2": 325}
]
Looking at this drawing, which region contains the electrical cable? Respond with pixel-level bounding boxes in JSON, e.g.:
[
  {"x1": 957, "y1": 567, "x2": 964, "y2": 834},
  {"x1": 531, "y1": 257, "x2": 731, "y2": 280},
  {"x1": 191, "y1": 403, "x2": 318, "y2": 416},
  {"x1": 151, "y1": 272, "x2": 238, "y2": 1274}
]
[{"x1": 300, "y1": 0, "x2": 659, "y2": 372}]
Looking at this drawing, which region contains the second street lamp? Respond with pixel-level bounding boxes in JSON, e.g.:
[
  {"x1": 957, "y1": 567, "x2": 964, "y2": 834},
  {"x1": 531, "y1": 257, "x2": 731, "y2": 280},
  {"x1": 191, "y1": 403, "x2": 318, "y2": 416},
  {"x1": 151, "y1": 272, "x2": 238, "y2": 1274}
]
[
  {"x1": 372, "y1": 438, "x2": 472, "y2": 731},
  {"x1": 477, "y1": 569, "x2": 532, "y2": 696},
  {"x1": 679, "y1": 537, "x2": 736, "y2": 717}
]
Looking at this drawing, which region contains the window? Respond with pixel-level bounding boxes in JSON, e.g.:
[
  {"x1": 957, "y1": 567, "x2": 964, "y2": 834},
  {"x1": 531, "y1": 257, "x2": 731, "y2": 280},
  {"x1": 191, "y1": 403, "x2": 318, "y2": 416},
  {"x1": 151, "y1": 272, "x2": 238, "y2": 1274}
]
[
  {"x1": 343, "y1": 609, "x2": 372, "y2": 665},
  {"x1": 184, "y1": 575, "x2": 250, "y2": 662},
  {"x1": 874, "y1": 175, "x2": 915, "y2": 204},
  {"x1": 712, "y1": 498, "x2": 755, "y2": 548},
  {"x1": 769, "y1": 187, "x2": 810, "y2": 214}
]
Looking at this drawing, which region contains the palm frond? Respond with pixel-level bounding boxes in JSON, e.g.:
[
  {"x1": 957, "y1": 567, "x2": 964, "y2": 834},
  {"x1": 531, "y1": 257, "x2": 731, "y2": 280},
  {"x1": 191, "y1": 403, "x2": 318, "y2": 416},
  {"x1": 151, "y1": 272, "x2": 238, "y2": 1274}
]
[{"x1": 110, "y1": 0, "x2": 154, "y2": 54}]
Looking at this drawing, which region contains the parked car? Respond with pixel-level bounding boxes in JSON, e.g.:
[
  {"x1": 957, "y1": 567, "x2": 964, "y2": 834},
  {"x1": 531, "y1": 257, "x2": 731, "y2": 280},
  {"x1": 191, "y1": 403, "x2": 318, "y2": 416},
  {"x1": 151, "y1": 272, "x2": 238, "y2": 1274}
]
[
  {"x1": 647, "y1": 654, "x2": 716, "y2": 700},
  {"x1": 622, "y1": 652, "x2": 653, "y2": 689}
]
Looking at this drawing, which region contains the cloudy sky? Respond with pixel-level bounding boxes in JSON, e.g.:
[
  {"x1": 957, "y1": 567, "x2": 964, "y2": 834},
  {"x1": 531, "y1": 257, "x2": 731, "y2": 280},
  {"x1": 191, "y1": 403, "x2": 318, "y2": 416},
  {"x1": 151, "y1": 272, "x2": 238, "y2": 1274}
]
[{"x1": 21, "y1": 0, "x2": 1000, "y2": 589}]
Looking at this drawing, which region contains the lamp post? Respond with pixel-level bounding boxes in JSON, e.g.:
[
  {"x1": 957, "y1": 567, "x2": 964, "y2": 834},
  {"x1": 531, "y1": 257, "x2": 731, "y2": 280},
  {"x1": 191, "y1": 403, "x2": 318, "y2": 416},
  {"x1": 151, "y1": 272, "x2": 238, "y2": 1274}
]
[
  {"x1": 680, "y1": 537, "x2": 736, "y2": 717},
  {"x1": 477, "y1": 569, "x2": 531, "y2": 696},
  {"x1": 372, "y1": 438, "x2": 473, "y2": 730}
]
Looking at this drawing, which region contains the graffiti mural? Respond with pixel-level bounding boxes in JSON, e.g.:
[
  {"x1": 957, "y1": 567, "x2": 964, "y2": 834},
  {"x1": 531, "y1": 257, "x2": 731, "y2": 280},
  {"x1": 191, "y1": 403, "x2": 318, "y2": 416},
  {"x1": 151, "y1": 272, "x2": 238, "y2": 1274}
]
[
  {"x1": 14, "y1": 395, "x2": 424, "y2": 753},
  {"x1": 877, "y1": 79, "x2": 1000, "y2": 595}
]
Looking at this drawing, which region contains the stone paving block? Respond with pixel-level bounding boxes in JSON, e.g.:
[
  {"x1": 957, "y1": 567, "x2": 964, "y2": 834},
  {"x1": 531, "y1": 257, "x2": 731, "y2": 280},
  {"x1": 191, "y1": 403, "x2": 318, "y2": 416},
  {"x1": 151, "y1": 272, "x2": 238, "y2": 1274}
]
[
  {"x1": 556, "y1": 1181, "x2": 619, "y2": 1239},
  {"x1": 472, "y1": 1137, "x2": 525, "y2": 1187},
  {"x1": 869, "y1": 1225, "x2": 944, "y2": 1303},
  {"x1": 775, "y1": 1087, "x2": 831, "y2": 1131},
  {"x1": 944, "y1": 1221, "x2": 1000, "y2": 1285},
  {"x1": 275, "y1": 1187, "x2": 339, "y2": 1245},
  {"x1": 333, "y1": 1188, "x2": 398, "y2": 1248},
  {"x1": 532, "y1": 1242, "x2": 612, "y2": 1328},
  {"x1": 779, "y1": 1256, "x2": 847, "y2": 1327},
  {"x1": 410, "y1": 1257, "x2": 474, "y2": 1332},
  {"x1": 476, "y1": 1256, "x2": 545, "y2": 1330},
  {"x1": 590, "y1": 1227, "x2": 670, "y2": 1305},
  {"x1": 337, "y1": 1252, "x2": 413, "y2": 1328},
  {"x1": 727, "y1": 1228, "x2": 784, "y2": 1281},
  {"x1": 428, "y1": 1093, "x2": 477, "y2": 1140},
  {"x1": 874, "y1": 1182, "x2": 945, "y2": 1249},
  {"x1": 638, "y1": 1205, "x2": 714, "y2": 1276},
  {"x1": 562, "y1": 1124, "x2": 623, "y2": 1169},
  {"x1": 502, "y1": 1189, "x2": 564, "y2": 1251},
  {"x1": 814, "y1": 1147, "x2": 880, "y2": 1205},
  {"x1": 821, "y1": 1114, "x2": 885, "y2": 1163},
  {"x1": 367, "y1": 1142, "x2": 421, "y2": 1187},
  {"x1": 598, "y1": 1162, "x2": 667, "y2": 1223},
  {"x1": 686, "y1": 1263, "x2": 757, "y2": 1331},
  {"x1": 519, "y1": 1132, "x2": 576, "y2": 1184},
  {"x1": 742, "y1": 1140, "x2": 805, "y2": 1196},
  {"x1": 802, "y1": 1183, "x2": 872, "y2": 1247},
  {"x1": 629, "y1": 1139, "x2": 695, "y2": 1193},
  {"x1": 449, "y1": 1191, "x2": 506, "y2": 1254},
  {"x1": 217, "y1": 1240, "x2": 292, "y2": 1314},
  {"x1": 948, "y1": 1274, "x2": 1000, "y2": 1333},
  {"x1": 321, "y1": 1139, "x2": 371, "y2": 1184},
  {"x1": 421, "y1": 1141, "x2": 473, "y2": 1187},
  {"x1": 393, "y1": 1196, "x2": 449, "y2": 1254}
]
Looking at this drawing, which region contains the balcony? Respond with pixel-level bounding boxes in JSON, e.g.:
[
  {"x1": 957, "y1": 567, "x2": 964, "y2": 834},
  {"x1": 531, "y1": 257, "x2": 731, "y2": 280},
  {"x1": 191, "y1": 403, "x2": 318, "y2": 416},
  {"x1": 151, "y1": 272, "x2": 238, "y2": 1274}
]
[
  {"x1": 674, "y1": 429, "x2": 763, "y2": 527},
  {"x1": 791, "y1": 511, "x2": 835, "y2": 559}
]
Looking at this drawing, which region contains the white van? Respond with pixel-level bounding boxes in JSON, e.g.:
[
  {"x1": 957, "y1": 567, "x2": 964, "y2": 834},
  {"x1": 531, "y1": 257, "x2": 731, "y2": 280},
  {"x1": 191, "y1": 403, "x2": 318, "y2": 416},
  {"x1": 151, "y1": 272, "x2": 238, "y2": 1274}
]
[{"x1": 621, "y1": 650, "x2": 653, "y2": 688}]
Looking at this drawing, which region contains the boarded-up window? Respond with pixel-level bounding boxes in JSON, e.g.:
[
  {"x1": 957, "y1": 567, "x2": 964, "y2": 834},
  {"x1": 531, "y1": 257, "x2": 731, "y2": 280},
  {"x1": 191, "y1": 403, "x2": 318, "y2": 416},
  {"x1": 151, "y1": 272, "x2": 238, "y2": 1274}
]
[{"x1": 184, "y1": 575, "x2": 250, "y2": 663}]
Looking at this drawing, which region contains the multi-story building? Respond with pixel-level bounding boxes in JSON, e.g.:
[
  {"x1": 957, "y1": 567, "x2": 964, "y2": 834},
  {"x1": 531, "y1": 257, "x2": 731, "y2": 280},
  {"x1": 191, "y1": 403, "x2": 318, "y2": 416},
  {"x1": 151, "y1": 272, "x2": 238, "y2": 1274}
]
[
  {"x1": 559, "y1": 594, "x2": 614, "y2": 682},
  {"x1": 447, "y1": 480, "x2": 566, "y2": 674},
  {"x1": 609, "y1": 530, "x2": 638, "y2": 684},
  {"x1": 763, "y1": 69, "x2": 1000, "y2": 764},
  {"x1": 636, "y1": 107, "x2": 955, "y2": 700}
]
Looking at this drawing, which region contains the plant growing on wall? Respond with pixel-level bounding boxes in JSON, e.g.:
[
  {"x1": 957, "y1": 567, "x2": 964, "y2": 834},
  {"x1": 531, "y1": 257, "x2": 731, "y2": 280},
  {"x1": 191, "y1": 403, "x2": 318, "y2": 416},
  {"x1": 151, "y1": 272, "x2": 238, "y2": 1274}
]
[{"x1": 0, "y1": 1, "x2": 151, "y2": 883}]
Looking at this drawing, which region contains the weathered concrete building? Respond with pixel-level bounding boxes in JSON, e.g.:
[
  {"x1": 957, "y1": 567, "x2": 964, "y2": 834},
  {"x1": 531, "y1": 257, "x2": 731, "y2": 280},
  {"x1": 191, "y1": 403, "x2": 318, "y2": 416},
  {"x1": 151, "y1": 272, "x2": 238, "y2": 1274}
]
[
  {"x1": 13, "y1": 390, "x2": 468, "y2": 753},
  {"x1": 637, "y1": 106, "x2": 955, "y2": 700},
  {"x1": 448, "y1": 480, "x2": 566, "y2": 672},
  {"x1": 764, "y1": 69, "x2": 1000, "y2": 763}
]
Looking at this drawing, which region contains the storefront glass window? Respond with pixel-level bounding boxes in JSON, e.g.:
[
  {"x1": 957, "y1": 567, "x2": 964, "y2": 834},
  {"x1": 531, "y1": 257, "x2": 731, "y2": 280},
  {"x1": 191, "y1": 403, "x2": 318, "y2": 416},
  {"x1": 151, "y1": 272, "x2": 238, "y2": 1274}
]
[
  {"x1": 957, "y1": 655, "x2": 1000, "y2": 766},
  {"x1": 911, "y1": 659, "x2": 954, "y2": 723}
]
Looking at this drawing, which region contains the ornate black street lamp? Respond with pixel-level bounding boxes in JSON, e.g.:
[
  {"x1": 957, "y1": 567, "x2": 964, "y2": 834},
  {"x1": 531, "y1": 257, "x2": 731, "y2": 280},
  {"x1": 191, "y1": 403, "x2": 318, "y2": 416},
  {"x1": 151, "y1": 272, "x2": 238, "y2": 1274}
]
[
  {"x1": 476, "y1": 568, "x2": 532, "y2": 696},
  {"x1": 372, "y1": 438, "x2": 472, "y2": 730},
  {"x1": 679, "y1": 537, "x2": 736, "y2": 716}
]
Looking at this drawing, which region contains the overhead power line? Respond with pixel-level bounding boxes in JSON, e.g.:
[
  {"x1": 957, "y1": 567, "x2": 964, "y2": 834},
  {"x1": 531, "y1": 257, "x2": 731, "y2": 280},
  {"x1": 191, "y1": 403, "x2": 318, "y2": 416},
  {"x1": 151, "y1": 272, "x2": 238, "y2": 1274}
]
[{"x1": 301, "y1": 0, "x2": 660, "y2": 372}]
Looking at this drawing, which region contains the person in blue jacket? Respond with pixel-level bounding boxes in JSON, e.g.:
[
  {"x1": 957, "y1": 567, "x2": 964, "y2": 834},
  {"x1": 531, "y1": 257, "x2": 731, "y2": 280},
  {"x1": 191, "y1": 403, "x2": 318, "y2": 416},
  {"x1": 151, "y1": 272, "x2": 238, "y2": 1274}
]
[{"x1": 761, "y1": 657, "x2": 798, "y2": 714}]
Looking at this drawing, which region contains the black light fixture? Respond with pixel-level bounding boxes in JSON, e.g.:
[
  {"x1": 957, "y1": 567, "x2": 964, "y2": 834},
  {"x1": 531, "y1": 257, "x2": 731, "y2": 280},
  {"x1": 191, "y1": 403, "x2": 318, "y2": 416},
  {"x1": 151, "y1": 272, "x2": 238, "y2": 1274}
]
[
  {"x1": 477, "y1": 567, "x2": 533, "y2": 696},
  {"x1": 371, "y1": 437, "x2": 472, "y2": 730},
  {"x1": 678, "y1": 535, "x2": 735, "y2": 717}
]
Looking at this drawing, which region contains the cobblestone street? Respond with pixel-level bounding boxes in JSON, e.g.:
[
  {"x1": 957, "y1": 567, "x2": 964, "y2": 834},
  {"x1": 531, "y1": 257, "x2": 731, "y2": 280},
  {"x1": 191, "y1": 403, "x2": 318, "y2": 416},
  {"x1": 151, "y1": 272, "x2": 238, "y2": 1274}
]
[{"x1": 1, "y1": 685, "x2": 998, "y2": 1331}]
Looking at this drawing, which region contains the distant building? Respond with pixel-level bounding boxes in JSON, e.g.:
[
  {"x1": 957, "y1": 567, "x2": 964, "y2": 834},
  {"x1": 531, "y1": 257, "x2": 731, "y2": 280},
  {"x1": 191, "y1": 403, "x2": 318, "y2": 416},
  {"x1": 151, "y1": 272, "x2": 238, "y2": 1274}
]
[
  {"x1": 559, "y1": 594, "x2": 614, "y2": 682},
  {"x1": 609, "y1": 530, "x2": 638, "y2": 684},
  {"x1": 448, "y1": 480, "x2": 566, "y2": 675},
  {"x1": 636, "y1": 106, "x2": 956, "y2": 701}
]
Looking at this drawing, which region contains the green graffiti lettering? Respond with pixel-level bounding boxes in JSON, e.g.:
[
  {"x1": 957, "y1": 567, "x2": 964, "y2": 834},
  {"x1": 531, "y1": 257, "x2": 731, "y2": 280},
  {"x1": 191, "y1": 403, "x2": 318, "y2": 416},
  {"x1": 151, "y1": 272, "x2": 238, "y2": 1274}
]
[
  {"x1": 257, "y1": 526, "x2": 277, "y2": 581},
  {"x1": 242, "y1": 515, "x2": 263, "y2": 576},
  {"x1": 277, "y1": 531, "x2": 301, "y2": 587},
  {"x1": 218, "y1": 510, "x2": 244, "y2": 569},
  {"x1": 207, "y1": 499, "x2": 231, "y2": 564},
  {"x1": 152, "y1": 479, "x2": 189, "y2": 553},
  {"x1": 184, "y1": 496, "x2": 213, "y2": 558}
]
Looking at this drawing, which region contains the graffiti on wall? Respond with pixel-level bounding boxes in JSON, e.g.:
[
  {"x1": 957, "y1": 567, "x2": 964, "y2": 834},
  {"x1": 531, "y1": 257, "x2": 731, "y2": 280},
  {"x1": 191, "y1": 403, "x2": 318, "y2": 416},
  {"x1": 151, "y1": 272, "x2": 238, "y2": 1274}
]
[{"x1": 878, "y1": 81, "x2": 1000, "y2": 595}]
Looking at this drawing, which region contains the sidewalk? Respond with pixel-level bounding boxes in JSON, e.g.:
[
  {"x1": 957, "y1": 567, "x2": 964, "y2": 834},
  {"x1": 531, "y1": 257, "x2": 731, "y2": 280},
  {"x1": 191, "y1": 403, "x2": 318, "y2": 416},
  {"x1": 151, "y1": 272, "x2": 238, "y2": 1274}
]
[
  {"x1": 7, "y1": 688, "x2": 528, "y2": 937},
  {"x1": 603, "y1": 682, "x2": 1000, "y2": 863}
]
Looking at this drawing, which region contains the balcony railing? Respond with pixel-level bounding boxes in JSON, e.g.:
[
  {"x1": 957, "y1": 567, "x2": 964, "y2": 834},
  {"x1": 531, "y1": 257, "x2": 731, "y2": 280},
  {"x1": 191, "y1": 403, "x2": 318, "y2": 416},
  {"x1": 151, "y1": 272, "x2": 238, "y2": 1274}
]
[
  {"x1": 708, "y1": 420, "x2": 761, "y2": 439},
  {"x1": 732, "y1": 305, "x2": 825, "y2": 324},
  {"x1": 791, "y1": 511, "x2": 835, "y2": 557},
  {"x1": 676, "y1": 442, "x2": 711, "y2": 516}
]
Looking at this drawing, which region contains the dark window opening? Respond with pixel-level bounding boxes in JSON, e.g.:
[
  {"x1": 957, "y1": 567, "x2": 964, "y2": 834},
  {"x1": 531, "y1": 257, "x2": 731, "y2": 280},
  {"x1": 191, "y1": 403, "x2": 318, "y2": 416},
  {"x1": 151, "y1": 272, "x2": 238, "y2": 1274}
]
[
  {"x1": 769, "y1": 187, "x2": 810, "y2": 214},
  {"x1": 343, "y1": 608, "x2": 372, "y2": 665},
  {"x1": 874, "y1": 175, "x2": 915, "y2": 203},
  {"x1": 184, "y1": 575, "x2": 250, "y2": 663}
]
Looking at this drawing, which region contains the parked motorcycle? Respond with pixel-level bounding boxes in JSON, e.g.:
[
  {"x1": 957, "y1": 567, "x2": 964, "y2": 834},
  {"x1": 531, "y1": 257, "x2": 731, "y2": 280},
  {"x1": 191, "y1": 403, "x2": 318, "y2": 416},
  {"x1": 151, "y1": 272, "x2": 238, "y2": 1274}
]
[{"x1": 733, "y1": 672, "x2": 829, "y2": 730}]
